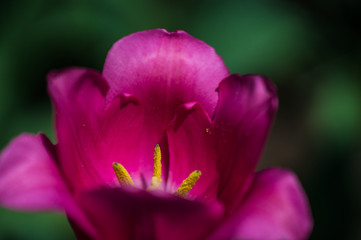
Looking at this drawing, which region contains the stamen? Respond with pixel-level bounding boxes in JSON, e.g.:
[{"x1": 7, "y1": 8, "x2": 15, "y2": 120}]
[
  {"x1": 174, "y1": 170, "x2": 201, "y2": 197},
  {"x1": 112, "y1": 162, "x2": 134, "y2": 186},
  {"x1": 149, "y1": 144, "x2": 162, "y2": 189},
  {"x1": 112, "y1": 145, "x2": 202, "y2": 196}
]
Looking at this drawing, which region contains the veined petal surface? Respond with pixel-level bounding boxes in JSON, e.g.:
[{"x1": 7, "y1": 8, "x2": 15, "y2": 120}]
[
  {"x1": 0, "y1": 134, "x2": 96, "y2": 237},
  {"x1": 214, "y1": 74, "x2": 278, "y2": 211},
  {"x1": 166, "y1": 102, "x2": 219, "y2": 201},
  {"x1": 48, "y1": 68, "x2": 144, "y2": 191},
  {"x1": 103, "y1": 29, "x2": 229, "y2": 183},
  {"x1": 208, "y1": 168, "x2": 313, "y2": 240}
]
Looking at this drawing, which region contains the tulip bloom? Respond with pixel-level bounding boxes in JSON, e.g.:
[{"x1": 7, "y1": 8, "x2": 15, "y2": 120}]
[{"x1": 0, "y1": 29, "x2": 312, "y2": 239}]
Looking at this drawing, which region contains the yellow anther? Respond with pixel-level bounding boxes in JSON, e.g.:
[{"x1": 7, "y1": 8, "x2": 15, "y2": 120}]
[
  {"x1": 153, "y1": 144, "x2": 161, "y2": 179},
  {"x1": 174, "y1": 170, "x2": 202, "y2": 198},
  {"x1": 112, "y1": 162, "x2": 134, "y2": 186},
  {"x1": 149, "y1": 144, "x2": 162, "y2": 189}
]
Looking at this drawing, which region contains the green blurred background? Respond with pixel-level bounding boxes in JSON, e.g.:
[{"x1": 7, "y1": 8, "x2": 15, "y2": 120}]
[{"x1": 0, "y1": 0, "x2": 360, "y2": 239}]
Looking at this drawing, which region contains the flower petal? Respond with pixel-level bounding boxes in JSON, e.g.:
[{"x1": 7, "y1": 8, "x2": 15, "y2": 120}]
[
  {"x1": 0, "y1": 134, "x2": 96, "y2": 238},
  {"x1": 214, "y1": 74, "x2": 278, "y2": 210},
  {"x1": 48, "y1": 67, "x2": 109, "y2": 115},
  {"x1": 98, "y1": 94, "x2": 145, "y2": 187},
  {"x1": 78, "y1": 187, "x2": 223, "y2": 240},
  {"x1": 0, "y1": 134, "x2": 66, "y2": 210},
  {"x1": 103, "y1": 30, "x2": 229, "y2": 185},
  {"x1": 103, "y1": 29, "x2": 229, "y2": 117},
  {"x1": 48, "y1": 68, "x2": 144, "y2": 191},
  {"x1": 209, "y1": 168, "x2": 313, "y2": 240},
  {"x1": 166, "y1": 102, "x2": 219, "y2": 201}
]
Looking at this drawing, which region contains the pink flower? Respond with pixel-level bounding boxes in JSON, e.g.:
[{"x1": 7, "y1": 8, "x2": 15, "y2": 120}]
[{"x1": 0, "y1": 29, "x2": 312, "y2": 239}]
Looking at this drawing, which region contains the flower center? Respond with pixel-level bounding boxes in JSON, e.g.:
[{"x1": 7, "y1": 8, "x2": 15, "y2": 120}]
[{"x1": 112, "y1": 144, "x2": 201, "y2": 198}]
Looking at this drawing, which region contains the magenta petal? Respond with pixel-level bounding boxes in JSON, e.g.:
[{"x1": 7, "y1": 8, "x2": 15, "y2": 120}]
[
  {"x1": 0, "y1": 134, "x2": 96, "y2": 237},
  {"x1": 48, "y1": 68, "x2": 144, "y2": 191},
  {"x1": 166, "y1": 102, "x2": 219, "y2": 201},
  {"x1": 98, "y1": 94, "x2": 145, "y2": 186},
  {"x1": 48, "y1": 68, "x2": 108, "y2": 190},
  {"x1": 209, "y1": 168, "x2": 313, "y2": 240},
  {"x1": 103, "y1": 29, "x2": 229, "y2": 185},
  {"x1": 48, "y1": 67, "x2": 108, "y2": 113},
  {"x1": 103, "y1": 29, "x2": 229, "y2": 117},
  {"x1": 214, "y1": 74, "x2": 278, "y2": 210},
  {"x1": 0, "y1": 134, "x2": 68, "y2": 210},
  {"x1": 78, "y1": 187, "x2": 223, "y2": 240}
]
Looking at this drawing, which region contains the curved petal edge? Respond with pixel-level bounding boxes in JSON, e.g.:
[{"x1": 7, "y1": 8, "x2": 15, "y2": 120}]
[
  {"x1": 103, "y1": 29, "x2": 229, "y2": 118},
  {"x1": 214, "y1": 74, "x2": 279, "y2": 210},
  {"x1": 0, "y1": 133, "x2": 96, "y2": 238},
  {"x1": 209, "y1": 168, "x2": 313, "y2": 240}
]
